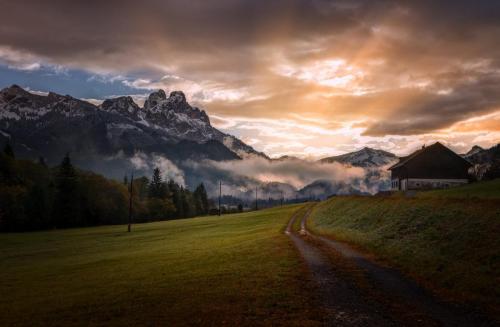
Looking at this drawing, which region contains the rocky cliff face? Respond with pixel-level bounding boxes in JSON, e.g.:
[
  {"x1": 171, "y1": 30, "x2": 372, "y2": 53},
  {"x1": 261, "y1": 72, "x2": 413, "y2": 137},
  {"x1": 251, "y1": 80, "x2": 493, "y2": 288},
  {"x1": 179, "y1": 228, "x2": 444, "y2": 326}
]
[{"x1": 0, "y1": 85, "x2": 265, "y2": 178}]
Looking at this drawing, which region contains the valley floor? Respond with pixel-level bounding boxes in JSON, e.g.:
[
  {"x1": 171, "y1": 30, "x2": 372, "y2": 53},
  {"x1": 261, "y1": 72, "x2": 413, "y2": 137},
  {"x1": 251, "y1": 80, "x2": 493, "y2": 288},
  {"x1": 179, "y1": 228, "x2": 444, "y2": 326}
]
[
  {"x1": 1, "y1": 185, "x2": 499, "y2": 326},
  {"x1": 0, "y1": 205, "x2": 321, "y2": 326}
]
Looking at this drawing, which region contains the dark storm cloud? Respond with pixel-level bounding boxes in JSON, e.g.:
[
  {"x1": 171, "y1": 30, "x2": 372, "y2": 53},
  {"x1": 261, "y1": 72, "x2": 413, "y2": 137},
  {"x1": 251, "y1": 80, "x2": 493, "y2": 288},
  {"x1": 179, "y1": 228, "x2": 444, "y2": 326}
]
[
  {"x1": 363, "y1": 72, "x2": 500, "y2": 136},
  {"x1": 1, "y1": 0, "x2": 499, "y2": 73},
  {"x1": 0, "y1": 1, "x2": 357, "y2": 61},
  {"x1": 1, "y1": 0, "x2": 500, "y2": 140}
]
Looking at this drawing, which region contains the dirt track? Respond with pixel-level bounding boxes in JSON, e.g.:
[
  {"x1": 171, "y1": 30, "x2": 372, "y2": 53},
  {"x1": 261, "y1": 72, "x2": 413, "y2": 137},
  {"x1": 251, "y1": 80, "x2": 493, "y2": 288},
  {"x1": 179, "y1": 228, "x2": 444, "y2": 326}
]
[{"x1": 286, "y1": 205, "x2": 497, "y2": 327}]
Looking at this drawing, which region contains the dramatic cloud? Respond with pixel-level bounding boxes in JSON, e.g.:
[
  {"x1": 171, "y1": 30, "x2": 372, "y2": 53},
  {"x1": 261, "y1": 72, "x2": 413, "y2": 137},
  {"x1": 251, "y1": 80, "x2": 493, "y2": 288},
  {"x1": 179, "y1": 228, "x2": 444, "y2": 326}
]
[
  {"x1": 200, "y1": 157, "x2": 365, "y2": 189},
  {"x1": 1, "y1": 0, "x2": 499, "y2": 156},
  {"x1": 183, "y1": 156, "x2": 390, "y2": 200}
]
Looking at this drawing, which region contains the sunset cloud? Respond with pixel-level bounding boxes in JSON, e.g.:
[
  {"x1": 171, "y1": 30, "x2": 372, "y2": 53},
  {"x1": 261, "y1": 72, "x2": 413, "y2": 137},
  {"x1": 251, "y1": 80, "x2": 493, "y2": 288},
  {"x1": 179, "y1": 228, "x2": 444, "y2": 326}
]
[{"x1": 0, "y1": 0, "x2": 499, "y2": 157}]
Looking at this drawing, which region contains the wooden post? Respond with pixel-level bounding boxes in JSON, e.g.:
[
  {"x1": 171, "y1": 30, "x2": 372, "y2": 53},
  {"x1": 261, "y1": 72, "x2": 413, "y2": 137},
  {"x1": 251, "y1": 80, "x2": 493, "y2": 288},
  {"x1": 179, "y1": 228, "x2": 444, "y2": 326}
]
[
  {"x1": 255, "y1": 187, "x2": 258, "y2": 211},
  {"x1": 128, "y1": 173, "x2": 134, "y2": 232},
  {"x1": 218, "y1": 180, "x2": 222, "y2": 216}
]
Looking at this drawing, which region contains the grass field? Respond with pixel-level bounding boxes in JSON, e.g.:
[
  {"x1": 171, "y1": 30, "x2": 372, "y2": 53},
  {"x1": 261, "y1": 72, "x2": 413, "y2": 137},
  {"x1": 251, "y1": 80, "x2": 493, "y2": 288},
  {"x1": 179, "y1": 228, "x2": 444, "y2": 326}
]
[
  {"x1": 0, "y1": 204, "x2": 323, "y2": 326},
  {"x1": 308, "y1": 180, "x2": 500, "y2": 316},
  {"x1": 416, "y1": 178, "x2": 500, "y2": 199}
]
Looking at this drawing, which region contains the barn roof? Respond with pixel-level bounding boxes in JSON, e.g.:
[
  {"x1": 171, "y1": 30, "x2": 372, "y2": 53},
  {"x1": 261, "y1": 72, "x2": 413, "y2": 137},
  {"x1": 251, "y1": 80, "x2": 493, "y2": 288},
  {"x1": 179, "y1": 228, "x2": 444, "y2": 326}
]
[{"x1": 388, "y1": 142, "x2": 472, "y2": 171}]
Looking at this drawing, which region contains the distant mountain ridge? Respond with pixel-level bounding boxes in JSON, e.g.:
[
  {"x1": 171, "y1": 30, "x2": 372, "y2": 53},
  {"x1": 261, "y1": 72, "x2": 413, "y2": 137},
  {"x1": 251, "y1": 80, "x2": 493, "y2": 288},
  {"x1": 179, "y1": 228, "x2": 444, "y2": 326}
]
[
  {"x1": 6, "y1": 84, "x2": 494, "y2": 197},
  {"x1": 462, "y1": 144, "x2": 500, "y2": 180},
  {"x1": 463, "y1": 145, "x2": 484, "y2": 158},
  {"x1": 0, "y1": 85, "x2": 266, "y2": 175},
  {"x1": 319, "y1": 147, "x2": 398, "y2": 168}
]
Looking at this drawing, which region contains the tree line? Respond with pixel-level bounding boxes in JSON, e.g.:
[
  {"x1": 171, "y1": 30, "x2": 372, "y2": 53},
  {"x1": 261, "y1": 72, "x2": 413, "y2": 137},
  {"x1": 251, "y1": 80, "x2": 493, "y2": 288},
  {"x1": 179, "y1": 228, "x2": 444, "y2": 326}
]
[{"x1": 0, "y1": 144, "x2": 210, "y2": 232}]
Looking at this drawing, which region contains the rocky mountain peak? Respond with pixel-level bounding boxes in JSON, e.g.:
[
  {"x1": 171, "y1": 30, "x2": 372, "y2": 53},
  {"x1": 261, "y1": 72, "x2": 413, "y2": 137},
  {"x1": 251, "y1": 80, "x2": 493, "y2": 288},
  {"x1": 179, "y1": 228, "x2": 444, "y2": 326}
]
[
  {"x1": 143, "y1": 89, "x2": 167, "y2": 111},
  {"x1": 1, "y1": 84, "x2": 30, "y2": 102},
  {"x1": 100, "y1": 96, "x2": 140, "y2": 116},
  {"x1": 169, "y1": 91, "x2": 186, "y2": 103},
  {"x1": 6, "y1": 84, "x2": 24, "y2": 92},
  {"x1": 465, "y1": 145, "x2": 484, "y2": 157},
  {"x1": 0, "y1": 85, "x2": 267, "y2": 168},
  {"x1": 319, "y1": 146, "x2": 397, "y2": 168}
]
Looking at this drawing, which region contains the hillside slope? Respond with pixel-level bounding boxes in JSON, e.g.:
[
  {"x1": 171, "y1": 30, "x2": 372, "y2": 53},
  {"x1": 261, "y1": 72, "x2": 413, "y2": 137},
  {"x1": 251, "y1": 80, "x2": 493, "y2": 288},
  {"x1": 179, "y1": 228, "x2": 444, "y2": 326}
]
[
  {"x1": 308, "y1": 185, "x2": 500, "y2": 317},
  {"x1": 416, "y1": 179, "x2": 500, "y2": 199}
]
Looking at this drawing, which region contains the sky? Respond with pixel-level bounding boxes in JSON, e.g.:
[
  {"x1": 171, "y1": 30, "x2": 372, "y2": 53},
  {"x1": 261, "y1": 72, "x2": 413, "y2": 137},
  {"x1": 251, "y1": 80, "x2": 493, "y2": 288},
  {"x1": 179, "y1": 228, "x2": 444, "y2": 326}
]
[{"x1": 0, "y1": 0, "x2": 499, "y2": 158}]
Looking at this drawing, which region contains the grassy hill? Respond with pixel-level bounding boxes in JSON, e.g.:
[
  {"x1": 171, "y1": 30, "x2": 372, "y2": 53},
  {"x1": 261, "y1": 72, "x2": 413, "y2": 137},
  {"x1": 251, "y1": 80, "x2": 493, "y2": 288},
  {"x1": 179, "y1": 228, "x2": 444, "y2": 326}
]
[
  {"x1": 416, "y1": 178, "x2": 500, "y2": 199},
  {"x1": 0, "y1": 205, "x2": 322, "y2": 326},
  {"x1": 308, "y1": 180, "x2": 500, "y2": 317}
]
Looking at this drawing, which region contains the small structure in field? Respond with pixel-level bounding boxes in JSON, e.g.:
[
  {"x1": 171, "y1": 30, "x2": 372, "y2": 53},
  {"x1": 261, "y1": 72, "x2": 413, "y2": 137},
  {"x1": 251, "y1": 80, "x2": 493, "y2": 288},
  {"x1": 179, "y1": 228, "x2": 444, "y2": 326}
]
[{"x1": 389, "y1": 142, "x2": 471, "y2": 191}]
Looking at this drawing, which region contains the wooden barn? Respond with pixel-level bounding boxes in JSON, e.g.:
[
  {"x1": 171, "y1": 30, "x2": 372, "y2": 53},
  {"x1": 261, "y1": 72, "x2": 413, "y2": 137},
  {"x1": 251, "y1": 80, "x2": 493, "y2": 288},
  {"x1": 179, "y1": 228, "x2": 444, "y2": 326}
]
[{"x1": 388, "y1": 142, "x2": 472, "y2": 191}]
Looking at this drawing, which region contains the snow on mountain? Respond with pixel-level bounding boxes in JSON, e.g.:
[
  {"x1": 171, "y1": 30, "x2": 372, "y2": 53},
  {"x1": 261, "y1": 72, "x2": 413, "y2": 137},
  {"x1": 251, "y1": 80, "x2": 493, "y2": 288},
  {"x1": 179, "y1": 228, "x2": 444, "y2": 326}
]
[
  {"x1": 0, "y1": 85, "x2": 94, "y2": 121},
  {"x1": 0, "y1": 85, "x2": 398, "y2": 195},
  {"x1": 100, "y1": 89, "x2": 267, "y2": 159},
  {"x1": 100, "y1": 96, "x2": 141, "y2": 116},
  {"x1": 319, "y1": 147, "x2": 398, "y2": 168},
  {"x1": 462, "y1": 145, "x2": 484, "y2": 158},
  {"x1": 0, "y1": 85, "x2": 266, "y2": 175}
]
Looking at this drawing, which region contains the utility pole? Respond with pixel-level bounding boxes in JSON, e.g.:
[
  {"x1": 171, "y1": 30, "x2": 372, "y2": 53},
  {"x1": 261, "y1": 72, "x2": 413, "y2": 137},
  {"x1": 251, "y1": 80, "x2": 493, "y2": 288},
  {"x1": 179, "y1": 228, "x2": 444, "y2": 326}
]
[
  {"x1": 255, "y1": 186, "x2": 258, "y2": 211},
  {"x1": 128, "y1": 173, "x2": 134, "y2": 232},
  {"x1": 218, "y1": 180, "x2": 222, "y2": 216}
]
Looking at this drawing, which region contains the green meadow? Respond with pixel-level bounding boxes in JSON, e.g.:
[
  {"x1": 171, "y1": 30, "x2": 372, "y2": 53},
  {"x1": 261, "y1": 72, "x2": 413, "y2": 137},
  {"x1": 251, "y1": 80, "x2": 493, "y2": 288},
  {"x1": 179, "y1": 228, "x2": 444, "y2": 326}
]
[
  {"x1": 308, "y1": 179, "x2": 500, "y2": 317},
  {"x1": 0, "y1": 204, "x2": 322, "y2": 326}
]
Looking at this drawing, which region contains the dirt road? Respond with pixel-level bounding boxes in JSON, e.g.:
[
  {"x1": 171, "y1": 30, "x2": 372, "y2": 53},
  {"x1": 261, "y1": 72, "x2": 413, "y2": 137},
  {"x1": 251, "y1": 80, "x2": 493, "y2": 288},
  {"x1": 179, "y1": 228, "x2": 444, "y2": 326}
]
[{"x1": 286, "y1": 205, "x2": 497, "y2": 327}]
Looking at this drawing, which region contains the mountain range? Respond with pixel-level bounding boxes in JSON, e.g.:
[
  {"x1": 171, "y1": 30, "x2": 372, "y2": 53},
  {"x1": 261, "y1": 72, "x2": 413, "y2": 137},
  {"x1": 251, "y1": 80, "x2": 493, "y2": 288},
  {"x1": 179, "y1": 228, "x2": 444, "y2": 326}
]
[
  {"x1": 0, "y1": 85, "x2": 268, "y2": 177},
  {"x1": 1, "y1": 85, "x2": 496, "y2": 199},
  {"x1": 319, "y1": 147, "x2": 398, "y2": 167}
]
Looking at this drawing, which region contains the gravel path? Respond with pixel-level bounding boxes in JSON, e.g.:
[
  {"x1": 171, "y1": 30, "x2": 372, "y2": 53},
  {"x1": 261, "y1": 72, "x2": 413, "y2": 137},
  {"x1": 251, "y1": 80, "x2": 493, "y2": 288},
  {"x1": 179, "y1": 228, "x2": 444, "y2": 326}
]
[{"x1": 286, "y1": 205, "x2": 498, "y2": 327}]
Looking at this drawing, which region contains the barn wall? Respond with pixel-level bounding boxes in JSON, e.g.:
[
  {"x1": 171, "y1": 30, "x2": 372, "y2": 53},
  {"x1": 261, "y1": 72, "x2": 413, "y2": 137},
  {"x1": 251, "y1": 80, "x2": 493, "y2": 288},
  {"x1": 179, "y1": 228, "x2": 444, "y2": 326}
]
[{"x1": 406, "y1": 178, "x2": 468, "y2": 190}]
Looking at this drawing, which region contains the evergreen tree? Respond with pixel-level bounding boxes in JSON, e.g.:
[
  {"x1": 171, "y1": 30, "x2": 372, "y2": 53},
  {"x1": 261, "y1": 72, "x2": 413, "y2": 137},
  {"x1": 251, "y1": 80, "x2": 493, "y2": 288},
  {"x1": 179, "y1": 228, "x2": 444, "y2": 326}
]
[
  {"x1": 3, "y1": 142, "x2": 14, "y2": 158},
  {"x1": 168, "y1": 179, "x2": 182, "y2": 218},
  {"x1": 193, "y1": 183, "x2": 209, "y2": 215},
  {"x1": 123, "y1": 174, "x2": 128, "y2": 186},
  {"x1": 180, "y1": 187, "x2": 192, "y2": 218},
  {"x1": 53, "y1": 153, "x2": 81, "y2": 228},
  {"x1": 148, "y1": 168, "x2": 166, "y2": 198}
]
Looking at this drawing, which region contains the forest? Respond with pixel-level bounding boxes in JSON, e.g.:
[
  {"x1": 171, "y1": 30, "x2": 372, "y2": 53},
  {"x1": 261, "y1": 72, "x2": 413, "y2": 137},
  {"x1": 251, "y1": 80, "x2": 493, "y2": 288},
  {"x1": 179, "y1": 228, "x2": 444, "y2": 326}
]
[{"x1": 0, "y1": 143, "x2": 211, "y2": 232}]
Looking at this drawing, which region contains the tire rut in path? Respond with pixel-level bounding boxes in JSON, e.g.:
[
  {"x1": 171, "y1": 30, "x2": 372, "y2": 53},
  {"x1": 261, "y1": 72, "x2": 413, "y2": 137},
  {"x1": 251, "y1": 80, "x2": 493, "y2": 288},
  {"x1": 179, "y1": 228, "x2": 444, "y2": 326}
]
[
  {"x1": 286, "y1": 205, "x2": 498, "y2": 327},
  {"x1": 286, "y1": 207, "x2": 396, "y2": 326}
]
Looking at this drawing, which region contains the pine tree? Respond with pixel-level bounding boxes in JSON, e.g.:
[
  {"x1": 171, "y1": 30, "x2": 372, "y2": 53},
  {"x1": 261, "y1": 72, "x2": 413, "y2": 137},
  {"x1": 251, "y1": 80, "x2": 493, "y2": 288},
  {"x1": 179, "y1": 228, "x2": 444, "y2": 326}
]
[
  {"x1": 180, "y1": 187, "x2": 191, "y2": 218},
  {"x1": 148, "y1": 167, "x2": 166, "y2": 198},
  {"x1": 168, "y1": 179, "x2": 182, "y2": 218},
  {"x1": 53, "y1": 153, "x2": 80, "y2": 227},
  {"x1": 194, "y1": 183, "x2": 209, "y2": 215}
]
